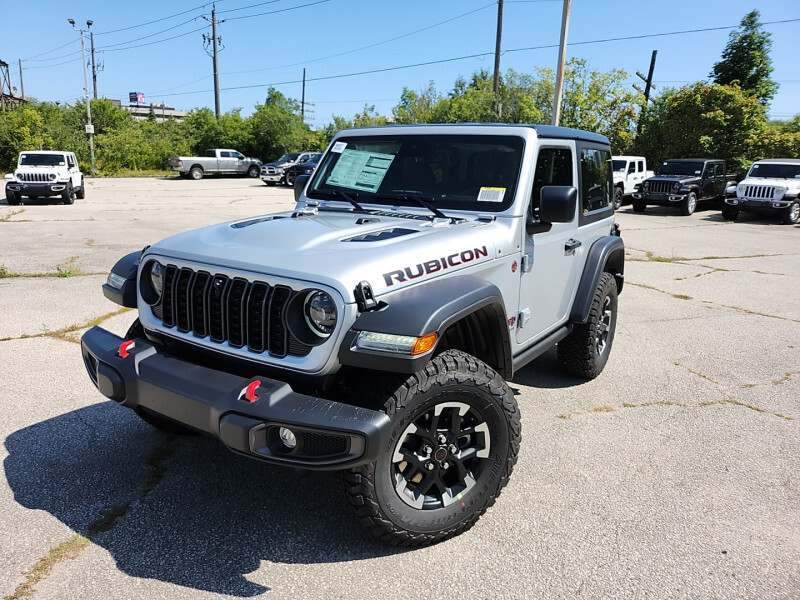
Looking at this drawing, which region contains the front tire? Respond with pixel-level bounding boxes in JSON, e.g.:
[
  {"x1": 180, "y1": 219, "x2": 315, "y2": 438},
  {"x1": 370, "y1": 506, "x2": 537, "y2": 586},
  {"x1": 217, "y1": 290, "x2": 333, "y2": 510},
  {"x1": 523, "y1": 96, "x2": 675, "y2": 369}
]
[
  {"x1": 6, "y1": 189, "x2": 21, "y2": 205},
  {"x1": 613, "y1": 186, "x2": 623, "y2": 210},
  {"x1": 286, "y1": 173, "x2": 296, "y2": 187},
  {"x1": 341, "y1": 350, "x2": 520, "y2": 547},
  {"x1": 680, "y1": 192, "x2": 697, "y2": 216},
  {"x1": 721, "y1": 205, "x2": 739, "y2": 222},
  {"x1": 779, "y1": 201, "x2": 799, "y2": 225},
  {"x1": 61, "y1": 182, "x2": 75, "y2": 205},
  {"x1": 632, "y1": 199, "x2": 646, "y2": 213},
  {"x1": 557, "y1": 272, "x2": 618, "y2": 379}
]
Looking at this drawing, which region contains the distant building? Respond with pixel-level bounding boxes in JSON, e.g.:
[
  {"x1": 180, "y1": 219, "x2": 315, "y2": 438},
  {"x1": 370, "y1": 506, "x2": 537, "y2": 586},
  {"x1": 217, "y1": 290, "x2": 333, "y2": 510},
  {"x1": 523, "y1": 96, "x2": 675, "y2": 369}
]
[{"x1": 110, "y1": 99, "x2": 188, "y2": 122}]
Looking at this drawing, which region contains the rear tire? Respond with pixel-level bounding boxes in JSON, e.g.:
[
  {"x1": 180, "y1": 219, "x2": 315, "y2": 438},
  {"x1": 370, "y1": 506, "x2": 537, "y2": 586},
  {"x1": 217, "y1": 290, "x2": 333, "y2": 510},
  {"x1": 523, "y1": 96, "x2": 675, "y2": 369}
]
[
  {"x1": 189, "y1": 167, "x2": 204, "y2": 180},
  {"x1": 779, "y1": 201, "x2": 799, "y2": 225},
  {"x1": 75, "y1": 178, "x2": 85, "y2": 199},
  {"x1": 340, "y1": 350, "x2": 520, "y2": 547},
  {"x1": 557, "y1": 272, "x2": 618, "y2": 379},
  {"x1": 247, "y1": 165, "x2": 260, "y2": 178}
]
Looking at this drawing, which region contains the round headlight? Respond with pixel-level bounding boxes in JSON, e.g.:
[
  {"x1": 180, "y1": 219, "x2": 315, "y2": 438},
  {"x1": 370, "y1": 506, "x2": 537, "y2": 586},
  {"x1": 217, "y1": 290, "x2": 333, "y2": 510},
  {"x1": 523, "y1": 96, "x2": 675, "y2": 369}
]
[
  {"x1": 643, "y1": 181, "x2": 649, "y2": 189},
  {"x1": 304, "y1": 291, "x2": 337, "y2": 337},
  {"x1": 150, "y1": 261, "x2": 164, "y2": 296},
  {"x1": 672, "y1": 182, "x2": 681, "y2": 191}
]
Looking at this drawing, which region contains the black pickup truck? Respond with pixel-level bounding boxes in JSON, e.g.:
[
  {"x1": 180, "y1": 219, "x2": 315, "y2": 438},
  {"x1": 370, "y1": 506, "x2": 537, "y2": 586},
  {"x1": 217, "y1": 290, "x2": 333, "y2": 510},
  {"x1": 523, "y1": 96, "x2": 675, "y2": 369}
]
[{"x1": 631, "y1": 158, "x2": 736, "y2": 216}]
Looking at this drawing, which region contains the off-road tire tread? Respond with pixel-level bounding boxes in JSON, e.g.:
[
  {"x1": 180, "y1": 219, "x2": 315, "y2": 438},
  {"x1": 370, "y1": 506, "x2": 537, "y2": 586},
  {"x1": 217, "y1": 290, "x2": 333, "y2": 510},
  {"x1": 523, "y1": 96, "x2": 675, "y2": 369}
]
[
  {"x1": 339, "y1": 349, "x2": 520, "y2": 547},
  {"x1": 557, "y1": 272, "x2": 617, "y2": 379}
]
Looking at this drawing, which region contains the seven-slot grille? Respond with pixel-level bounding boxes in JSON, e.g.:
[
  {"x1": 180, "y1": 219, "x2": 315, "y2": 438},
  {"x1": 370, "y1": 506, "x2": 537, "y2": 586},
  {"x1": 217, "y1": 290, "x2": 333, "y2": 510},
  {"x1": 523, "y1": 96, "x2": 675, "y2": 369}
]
[
  {"x1": 151, "y1": 265, "x2": 311, "y2": 358},
  {"x1": 740, "y1": 185, "x2": 776, "y2": 200},
  {"x1": 18, "y1": 172, "x2": 55, "y2": 182},
  {"x1": 646, "y1": 180, "x2": 677, "y2": 194}
]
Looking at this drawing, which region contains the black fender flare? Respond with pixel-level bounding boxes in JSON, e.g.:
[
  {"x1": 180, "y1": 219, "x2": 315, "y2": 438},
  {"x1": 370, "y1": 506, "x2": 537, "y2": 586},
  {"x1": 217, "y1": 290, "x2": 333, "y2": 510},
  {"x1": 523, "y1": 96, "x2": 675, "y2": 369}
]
[
  {"x1": 338, "y1": 275, "x2": 511, "y2": 376},
  {"x1": 102, "y1": 251, "x2": 140, "y2": 308},
  {"x1": 569, "y1": 236, "x2": 625, "y2": 324}
]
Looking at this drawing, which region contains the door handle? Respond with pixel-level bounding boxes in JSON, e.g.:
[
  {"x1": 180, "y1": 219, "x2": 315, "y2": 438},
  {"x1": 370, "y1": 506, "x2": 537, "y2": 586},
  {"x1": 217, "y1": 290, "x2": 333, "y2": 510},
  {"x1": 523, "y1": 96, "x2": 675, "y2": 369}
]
[{"x1": 565, "y1": 239, "x2": 582, "y2": 252}]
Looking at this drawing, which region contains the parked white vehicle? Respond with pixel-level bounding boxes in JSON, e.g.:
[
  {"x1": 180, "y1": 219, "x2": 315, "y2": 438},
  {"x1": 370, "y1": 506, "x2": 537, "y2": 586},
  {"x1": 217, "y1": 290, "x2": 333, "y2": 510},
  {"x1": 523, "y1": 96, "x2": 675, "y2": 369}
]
[
  {"x1": 723, "y1": 158, "x2": 800, "y2": 225},
  {"x1": 4, "y1": 150, "x2": 85, "y2": 205},
  {"x1": 611, "y1": 155, "x2": 653, "y2": 209}
]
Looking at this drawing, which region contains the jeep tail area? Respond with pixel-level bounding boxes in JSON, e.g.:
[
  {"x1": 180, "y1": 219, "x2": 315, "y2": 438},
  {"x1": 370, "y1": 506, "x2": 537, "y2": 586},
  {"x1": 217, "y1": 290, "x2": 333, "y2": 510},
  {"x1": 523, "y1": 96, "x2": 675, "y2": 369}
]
[{"x1": 81, "y1": 124, "x2": 624, "y2": 547}]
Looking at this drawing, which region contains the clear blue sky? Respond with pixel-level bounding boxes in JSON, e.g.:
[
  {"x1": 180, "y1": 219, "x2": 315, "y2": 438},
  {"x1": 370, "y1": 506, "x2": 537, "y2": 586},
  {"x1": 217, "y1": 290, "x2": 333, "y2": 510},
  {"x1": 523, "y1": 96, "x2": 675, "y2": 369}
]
[{"x1": 3, "y1": 0, "x2": 798, "y2": 127}]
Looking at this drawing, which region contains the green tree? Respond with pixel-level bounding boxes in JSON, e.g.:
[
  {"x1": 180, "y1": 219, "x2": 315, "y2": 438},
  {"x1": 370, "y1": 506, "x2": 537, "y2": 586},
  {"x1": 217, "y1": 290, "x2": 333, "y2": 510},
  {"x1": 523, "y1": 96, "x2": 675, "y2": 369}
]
[
  {"x1": 393, "y1": 82, "x2": 440, "y2": 124},
  {"x1": 0, "y1": 105, "x2": 54, "y2": 170},
  {"x1": 632, "y1": 82, "x2": 766, "y2": 174},
  {"x1": 249, "y1": 88, "x2": 309, "y2": 161},
  {"x1": 711, "y1": 10, "x2": 778, "y2": 105},
  {"x1": 352, "y1": 104, "x2": 389, "y2": 128}
]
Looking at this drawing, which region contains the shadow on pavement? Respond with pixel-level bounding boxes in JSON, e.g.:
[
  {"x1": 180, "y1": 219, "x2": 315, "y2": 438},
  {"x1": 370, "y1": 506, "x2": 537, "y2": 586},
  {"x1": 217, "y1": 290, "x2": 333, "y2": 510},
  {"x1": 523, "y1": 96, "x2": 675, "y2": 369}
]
[
  {"x1": 5, "y1": 403, "x2": 404, "y2": 597},
  {"x1": 511, "y1": 347, "x2": 589, "y2": 390}
]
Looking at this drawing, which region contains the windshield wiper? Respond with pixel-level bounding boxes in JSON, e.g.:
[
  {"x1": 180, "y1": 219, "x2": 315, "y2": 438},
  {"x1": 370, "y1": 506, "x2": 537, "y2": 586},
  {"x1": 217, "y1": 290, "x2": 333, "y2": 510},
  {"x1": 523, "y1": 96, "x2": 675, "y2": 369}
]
[
  {"x1": 315, "y1": 189, "x2": 369, "y2": 213},
  {"x1": 376, "y1": 191, "x2": 453, "y2": 222}
]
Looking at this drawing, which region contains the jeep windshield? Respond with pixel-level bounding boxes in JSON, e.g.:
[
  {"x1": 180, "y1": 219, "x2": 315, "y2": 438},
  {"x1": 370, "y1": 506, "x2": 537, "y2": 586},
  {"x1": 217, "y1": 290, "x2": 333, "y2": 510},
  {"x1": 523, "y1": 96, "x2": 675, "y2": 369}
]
[
  {"x1": 306, "y1": 134, "x2": 524, "y2": 212},
  {"x1": 747, "y1": 163, "x2": 800, "y2": 179},
  {"x1": 19, "y1": 154, "x2": 65, "y2": 167},
  {"x1": 658, "y1": 161, "x2": 704, "y2": 176}
]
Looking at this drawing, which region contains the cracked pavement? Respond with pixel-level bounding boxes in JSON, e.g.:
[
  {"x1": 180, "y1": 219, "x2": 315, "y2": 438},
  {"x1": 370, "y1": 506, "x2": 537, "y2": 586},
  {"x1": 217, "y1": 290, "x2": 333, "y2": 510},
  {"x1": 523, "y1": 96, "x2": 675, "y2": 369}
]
[{"x1": 1, "y1": 180, "x2": 798, "y2": 599}]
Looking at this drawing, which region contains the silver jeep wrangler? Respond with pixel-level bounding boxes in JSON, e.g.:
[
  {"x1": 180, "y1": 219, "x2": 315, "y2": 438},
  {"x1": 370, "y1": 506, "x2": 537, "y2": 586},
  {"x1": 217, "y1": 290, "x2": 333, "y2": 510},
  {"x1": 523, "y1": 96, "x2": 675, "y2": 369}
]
[{"x1": 81, "y1": 124, "x2": 624, "y2": 546}]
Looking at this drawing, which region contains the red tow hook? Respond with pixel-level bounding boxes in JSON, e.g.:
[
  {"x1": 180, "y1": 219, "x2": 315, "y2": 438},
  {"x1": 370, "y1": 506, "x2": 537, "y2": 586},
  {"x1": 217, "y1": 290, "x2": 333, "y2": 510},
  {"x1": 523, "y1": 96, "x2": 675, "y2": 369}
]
[
  {"x1": 239, "y1": 381, "x2": 261, "y2": 403},
  {"x1": 118, "y1": 340, "x2": 135, "y2": 358}
]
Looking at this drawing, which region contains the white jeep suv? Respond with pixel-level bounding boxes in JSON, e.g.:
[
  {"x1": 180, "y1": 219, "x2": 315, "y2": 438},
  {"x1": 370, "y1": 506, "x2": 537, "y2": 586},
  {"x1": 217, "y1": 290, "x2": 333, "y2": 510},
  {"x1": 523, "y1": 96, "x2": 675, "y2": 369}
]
[{"x1": 5, "y1": 150, "x2": 85, "y2": 205}]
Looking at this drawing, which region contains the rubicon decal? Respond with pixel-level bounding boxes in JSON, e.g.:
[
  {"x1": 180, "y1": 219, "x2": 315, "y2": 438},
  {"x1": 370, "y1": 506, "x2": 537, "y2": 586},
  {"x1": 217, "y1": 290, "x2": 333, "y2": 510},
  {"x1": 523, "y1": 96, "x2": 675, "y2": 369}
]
[{"x1": 383, "y1": 246, "x2": 489, "y2": 287}]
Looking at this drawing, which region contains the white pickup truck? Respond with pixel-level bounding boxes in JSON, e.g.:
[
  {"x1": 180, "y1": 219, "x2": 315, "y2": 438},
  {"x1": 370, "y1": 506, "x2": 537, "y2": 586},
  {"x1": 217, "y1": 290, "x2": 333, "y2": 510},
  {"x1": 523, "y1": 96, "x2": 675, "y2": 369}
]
[
  {"x1": 612, "y1": 155, "x2": 654, "y2": 209},
  {"x1": 168, "y1": 149, "x2": 262, "y2": 180}
]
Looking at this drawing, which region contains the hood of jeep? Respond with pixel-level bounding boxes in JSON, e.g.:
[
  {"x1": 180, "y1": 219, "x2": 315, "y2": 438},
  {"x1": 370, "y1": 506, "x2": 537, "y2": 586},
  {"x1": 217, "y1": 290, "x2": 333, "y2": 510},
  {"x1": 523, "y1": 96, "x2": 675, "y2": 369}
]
[{"x1": 147, "y1": 211, "x2": 504, "y2": 302}]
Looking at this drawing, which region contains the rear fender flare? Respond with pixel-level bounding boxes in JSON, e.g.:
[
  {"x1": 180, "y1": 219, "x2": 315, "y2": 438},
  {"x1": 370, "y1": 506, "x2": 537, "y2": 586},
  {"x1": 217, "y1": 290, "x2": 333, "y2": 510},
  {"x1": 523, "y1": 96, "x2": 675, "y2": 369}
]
[{"x1": 570, "y1": 236, "x2": 625, "y2": 323}]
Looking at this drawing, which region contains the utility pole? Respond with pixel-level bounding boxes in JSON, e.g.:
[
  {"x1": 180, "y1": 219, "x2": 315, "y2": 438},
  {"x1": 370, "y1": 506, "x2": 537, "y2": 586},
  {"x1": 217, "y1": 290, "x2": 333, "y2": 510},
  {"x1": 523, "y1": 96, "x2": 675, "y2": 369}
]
[
  {"x1": 68, "y1": 19, "x2": 96, "y2": 175},
  {"x1": 551, "y1": 0, "x2": 571, "y2": 126},
  {"x1": 18, "y1": 59, "x2": 25, "y2": 100},
  {"x1": 492, "y1": 0, "x2": 504, "y2": 119},
  {"x1": 633, "y1": 50, "x2": 658, "y2": 104},
  {"x1": 301, "y1": 68, "x2": 306, "y2": 121},
  {"x1": 203, "y1": 6, "x2": 224, "y2": 118},
  {"x1": 89, "y1": 31, "x2": 98, "y2": 99}
]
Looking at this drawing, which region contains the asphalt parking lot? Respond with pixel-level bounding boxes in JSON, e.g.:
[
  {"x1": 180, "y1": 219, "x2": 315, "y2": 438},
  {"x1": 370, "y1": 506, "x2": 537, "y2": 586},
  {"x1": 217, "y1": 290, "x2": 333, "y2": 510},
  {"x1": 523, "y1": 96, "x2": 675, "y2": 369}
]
[{"x1": 1, "y1": 177, "x2": 798, "y2": 599}]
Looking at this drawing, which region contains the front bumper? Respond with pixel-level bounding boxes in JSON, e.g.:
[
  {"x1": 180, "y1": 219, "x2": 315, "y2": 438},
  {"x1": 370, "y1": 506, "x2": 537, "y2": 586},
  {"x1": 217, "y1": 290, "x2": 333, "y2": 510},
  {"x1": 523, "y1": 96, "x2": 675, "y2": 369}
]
[
  {"x1": 260, "y1": 173, "x2": 283, "y2": 183},
  {"x1": 80, "y1": 326, "x2": 390, "y2": 470},
  {"x1": 725, "y1": 197, "x2": 796, "y2": 212},
  {"x1": 631, "y1": 192, "x2": 684, "y2": 205},
  {"x1": 6, "y1": 182, "x2": 67, "y2": 196}
]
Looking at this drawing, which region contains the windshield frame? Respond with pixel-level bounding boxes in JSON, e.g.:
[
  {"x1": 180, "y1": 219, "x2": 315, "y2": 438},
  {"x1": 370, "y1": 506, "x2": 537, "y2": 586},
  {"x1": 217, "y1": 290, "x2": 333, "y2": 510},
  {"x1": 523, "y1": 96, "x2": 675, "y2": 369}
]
[
  {"x1": 19, "y1": 153, "x2": 66, "y2": 167},
  {"x1": 747, "y1": 162, "x2": 800, "y2": 179},
  {"x1": 658, "y1": 161, "x2": 705, "y2": 177},
  {"x1": 306, "y1": 133, "x2": 526, "y2": 213}
]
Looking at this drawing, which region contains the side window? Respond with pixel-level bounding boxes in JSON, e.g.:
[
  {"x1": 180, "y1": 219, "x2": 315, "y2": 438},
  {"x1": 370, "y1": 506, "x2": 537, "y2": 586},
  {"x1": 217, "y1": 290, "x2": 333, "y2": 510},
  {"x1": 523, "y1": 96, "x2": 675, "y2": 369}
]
[
  {"x1": 579, "y1": 148, "x2": 611, "y2": 213},
  {"x1": 530, "y1": 147, "x2": 573, "y2": 220},
  {"x1": 637, "y1": 160, "x2": 644, "y2": 173},
  {"x1": 714, "y1": 163, "x2": 723, "y2": 177},
  {"x1": 67, "y1": 155, "x2": 75, "y2": 168},
  {"x1": 627, "y1": 162, "x2": 635, "y2": 174},
  {"x1": 220, "y1": 151, "x2": 231, "y2": 158}
]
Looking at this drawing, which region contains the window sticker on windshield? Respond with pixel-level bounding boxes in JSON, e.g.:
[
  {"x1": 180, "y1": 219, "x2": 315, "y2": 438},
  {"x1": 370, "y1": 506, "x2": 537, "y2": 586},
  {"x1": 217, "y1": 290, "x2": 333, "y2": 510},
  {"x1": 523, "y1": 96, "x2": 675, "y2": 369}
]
[
  {"x1": 331, "y1": 141, "x2": 347, "y2": 154},
  {"x1": 325, "y1": 149, "x2": 395, "y2": 192},
  {"x1": 477, "y1": 187, "x2": 506, "y2": 202}
]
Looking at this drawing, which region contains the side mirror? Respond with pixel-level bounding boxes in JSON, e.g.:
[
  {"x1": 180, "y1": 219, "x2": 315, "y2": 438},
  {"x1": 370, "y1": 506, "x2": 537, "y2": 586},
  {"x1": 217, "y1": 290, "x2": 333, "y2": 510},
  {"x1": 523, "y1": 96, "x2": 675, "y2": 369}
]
[
  {"x1": 293, "y1": 174, "x2": 310, "y2": 202},
  {"x1": 527, "y1": 186, "x2": 577, "y2": 234}
]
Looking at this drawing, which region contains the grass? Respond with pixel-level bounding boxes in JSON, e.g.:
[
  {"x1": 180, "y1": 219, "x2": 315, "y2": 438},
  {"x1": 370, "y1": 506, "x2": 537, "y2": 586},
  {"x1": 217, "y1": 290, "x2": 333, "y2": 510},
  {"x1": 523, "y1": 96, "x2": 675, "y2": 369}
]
[
  {"x1": 0, "y1": 208, "x2": 25, "y2": 222},
  {"x1": 6, "y1": 535, "x2": 90, "y2": 600}
]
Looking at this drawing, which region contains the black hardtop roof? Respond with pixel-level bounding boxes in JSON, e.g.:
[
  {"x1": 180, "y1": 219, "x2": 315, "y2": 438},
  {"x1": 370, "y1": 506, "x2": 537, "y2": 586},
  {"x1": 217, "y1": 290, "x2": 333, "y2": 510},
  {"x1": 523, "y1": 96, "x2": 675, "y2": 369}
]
[
  {"x1": 663, "y1": 158, "x2": 724, "y2": 163},
  {"x1": 339, "y1": 123, "x2": 609, "y2": 145}
]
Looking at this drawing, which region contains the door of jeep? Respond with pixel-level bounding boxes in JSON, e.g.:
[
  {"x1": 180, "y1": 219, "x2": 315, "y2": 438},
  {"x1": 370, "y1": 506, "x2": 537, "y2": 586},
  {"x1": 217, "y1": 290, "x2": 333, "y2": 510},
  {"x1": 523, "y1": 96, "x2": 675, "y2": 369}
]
[
  {"x1": 66, "y1": 154, "x2": 80, "y2": 186},
  {"x1": 516, "y1": 143, "x2": 582, "y2": 345},
  {"x1": 517, "y1": 142, "x2": 614, "y2": 346}
]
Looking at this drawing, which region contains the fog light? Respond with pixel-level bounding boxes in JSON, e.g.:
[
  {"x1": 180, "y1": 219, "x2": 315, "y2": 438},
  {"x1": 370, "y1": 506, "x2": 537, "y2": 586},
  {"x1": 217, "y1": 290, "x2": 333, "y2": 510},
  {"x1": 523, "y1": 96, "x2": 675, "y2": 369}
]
[{"x1": 279, "y1": 427, "x2": 297, "y2": 449}]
